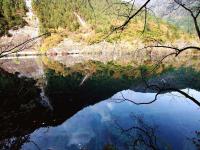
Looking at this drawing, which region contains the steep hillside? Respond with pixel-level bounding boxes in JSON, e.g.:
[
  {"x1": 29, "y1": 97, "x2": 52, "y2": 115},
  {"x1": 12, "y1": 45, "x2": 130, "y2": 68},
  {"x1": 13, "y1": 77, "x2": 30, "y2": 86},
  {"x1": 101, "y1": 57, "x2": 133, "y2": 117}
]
[
  {"x1": 32, "y1": 0, "x2": 196, "y2": 51},
  {"x1": 0, "y1": 0, "x2": 27, "y2": 36},
  {"x1": 134, "y1": 0, "x2": 200, "y2": 34},
  {"x1": 32, "y1": 0, "x2": 117, "y2": 32}
]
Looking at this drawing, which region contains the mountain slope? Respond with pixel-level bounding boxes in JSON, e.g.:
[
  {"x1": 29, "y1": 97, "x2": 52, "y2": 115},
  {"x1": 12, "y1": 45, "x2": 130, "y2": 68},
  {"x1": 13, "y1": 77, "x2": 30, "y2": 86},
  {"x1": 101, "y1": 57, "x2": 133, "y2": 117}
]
[
  {"x1": 0, "y1": 0, "x2": 27, "y2": 36},
  {"x1": 133, "y1": 0, "x2": 200, "y2": 34},
  {"x1": 32, "y1": 0, "x2": 197, "y2": 50}
]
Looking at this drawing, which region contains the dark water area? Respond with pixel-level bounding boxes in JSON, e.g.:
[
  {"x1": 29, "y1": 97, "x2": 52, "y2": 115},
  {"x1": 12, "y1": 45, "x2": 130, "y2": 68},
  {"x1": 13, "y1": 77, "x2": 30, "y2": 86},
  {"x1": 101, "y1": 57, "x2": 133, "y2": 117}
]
[{"x1": 0, "y1": 55, "x2": 200, "y2": 150}]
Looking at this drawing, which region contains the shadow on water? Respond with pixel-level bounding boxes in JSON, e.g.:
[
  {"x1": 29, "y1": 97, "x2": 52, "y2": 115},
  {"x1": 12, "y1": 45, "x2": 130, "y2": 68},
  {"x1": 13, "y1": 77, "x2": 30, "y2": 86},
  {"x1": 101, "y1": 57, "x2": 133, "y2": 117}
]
[
  {"x1": 0, "y1": 69, "x2": 43, "y2": 149},
  {"x1": 0, "y1": 60, "x2": 142, "y2": 149},
  {"x1": 44, "y1": 60, "x2": 142, "y2": 123},
  {"x1": 0, "y1": 57, "x2": 200, "y2": 149}
]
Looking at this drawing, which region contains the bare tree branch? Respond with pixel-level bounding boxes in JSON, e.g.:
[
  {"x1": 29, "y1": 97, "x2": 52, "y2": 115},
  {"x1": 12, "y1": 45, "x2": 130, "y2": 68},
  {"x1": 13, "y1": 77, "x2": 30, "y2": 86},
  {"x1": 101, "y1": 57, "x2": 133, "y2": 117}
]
[{"x1": 0, "y1": 33, "x2": 50, "y2": 58}]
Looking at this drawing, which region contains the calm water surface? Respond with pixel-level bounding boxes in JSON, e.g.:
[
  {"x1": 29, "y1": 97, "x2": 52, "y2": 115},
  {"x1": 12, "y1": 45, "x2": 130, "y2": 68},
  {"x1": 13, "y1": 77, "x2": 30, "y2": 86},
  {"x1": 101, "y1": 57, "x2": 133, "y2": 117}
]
[{"x1": 0, "y1": 55, "x2": 200, "y2": 150}]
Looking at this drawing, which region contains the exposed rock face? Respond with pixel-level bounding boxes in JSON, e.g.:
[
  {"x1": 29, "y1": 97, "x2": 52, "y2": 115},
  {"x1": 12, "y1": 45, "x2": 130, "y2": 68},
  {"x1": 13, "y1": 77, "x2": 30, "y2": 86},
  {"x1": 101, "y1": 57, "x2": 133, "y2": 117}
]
[
  {"x1": 125, "y1": 0, "x2": 197, "y2": 32},
  {"x1": 0, "y1": 0, "x2": 40, "y2": 53},
  {"x1": 6, "y1": 0, "x2": 39, "y2": 37},
  {"x1": 74, "y1": 12, "x2": 87, "y2": 28},
  {"x1": 129, "y1": 0, "x2": 188, "y2": 16}
]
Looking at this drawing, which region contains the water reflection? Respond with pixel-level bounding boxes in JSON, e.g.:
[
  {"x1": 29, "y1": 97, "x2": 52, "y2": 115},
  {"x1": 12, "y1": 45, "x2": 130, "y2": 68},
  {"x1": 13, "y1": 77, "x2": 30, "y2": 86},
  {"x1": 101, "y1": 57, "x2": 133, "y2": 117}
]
[
  {"x1": 21, "y1": 89, "x2": 200, "y2": 150},
  {"x1": 0, "y1": 55, "x2": 200, "y2": 150},
  {"x1": 0, "y1": 70, "x2": 43, "y2": 146}
]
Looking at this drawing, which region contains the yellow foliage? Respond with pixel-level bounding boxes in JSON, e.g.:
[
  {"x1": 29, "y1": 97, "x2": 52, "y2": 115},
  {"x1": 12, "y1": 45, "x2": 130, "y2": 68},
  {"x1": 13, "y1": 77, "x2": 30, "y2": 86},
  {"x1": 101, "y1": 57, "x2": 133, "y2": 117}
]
[
  {"x1": 40, "y1": 34, "x2": 63, "y2": 52},
  {"x1": 85, "y1": 32, "x2": 105, "y2": 44}
]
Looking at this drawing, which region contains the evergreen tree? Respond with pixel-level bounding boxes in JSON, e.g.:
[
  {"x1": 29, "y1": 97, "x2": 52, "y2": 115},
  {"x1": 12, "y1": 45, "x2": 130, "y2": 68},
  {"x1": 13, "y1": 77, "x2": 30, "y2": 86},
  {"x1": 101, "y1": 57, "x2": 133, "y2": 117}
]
[{"x1": 0, "y1": 0, "x2": 26, "y2": 36}]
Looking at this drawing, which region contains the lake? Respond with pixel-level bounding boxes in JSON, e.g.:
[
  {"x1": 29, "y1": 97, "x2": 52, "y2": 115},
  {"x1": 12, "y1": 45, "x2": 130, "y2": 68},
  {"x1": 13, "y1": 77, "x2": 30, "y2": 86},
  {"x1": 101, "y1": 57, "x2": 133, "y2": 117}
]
[{"x1": 0, "y1": 54, "x2": 200, "y2": 150}]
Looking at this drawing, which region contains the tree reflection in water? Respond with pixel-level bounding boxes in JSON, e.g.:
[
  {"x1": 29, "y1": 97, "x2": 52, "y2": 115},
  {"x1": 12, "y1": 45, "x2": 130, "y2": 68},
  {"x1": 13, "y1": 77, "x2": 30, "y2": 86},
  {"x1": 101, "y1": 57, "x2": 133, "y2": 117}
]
[
  {"x1": 0, "y1": 69, "x2": 46, "y2": 150},
  {"x1": 114, "y1": 115, "x2": 159, "y2": 150},
  {"x1": 0, "y1": 136, "x2": 29, "y2": 150},
  {"x1": 0, "y1": 58, "x2": 200, "y2": 149},
  {"x1": 192, "y1": 131, "x2": 200, "y2": 149}
]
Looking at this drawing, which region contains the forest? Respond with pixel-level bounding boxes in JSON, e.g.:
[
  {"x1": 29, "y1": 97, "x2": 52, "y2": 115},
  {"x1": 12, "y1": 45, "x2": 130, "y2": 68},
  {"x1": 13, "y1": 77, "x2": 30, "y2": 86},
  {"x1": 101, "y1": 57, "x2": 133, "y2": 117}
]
[
  {"x1": 32, "y1": 0, "x2": 95, "y2": 32},
  {"x1": 32, "y1": 0, "x2": 197, "y2": 49},
  {"x1": 0, "y1": 0, "x2": 200, "y2": 149},
  {"x1": 0, "y1": 0, "x2": 26, "y2": 36}
]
